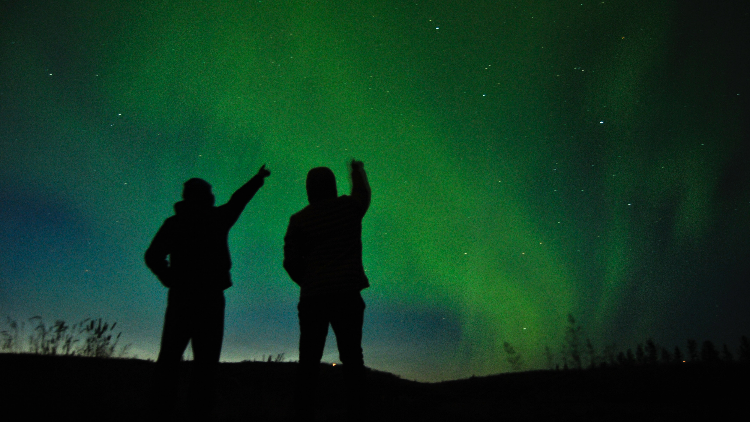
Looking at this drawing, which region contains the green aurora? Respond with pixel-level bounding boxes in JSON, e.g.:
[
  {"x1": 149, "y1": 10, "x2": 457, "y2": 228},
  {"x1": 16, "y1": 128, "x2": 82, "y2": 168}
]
[{"x1": 2, "y1": 1, "x2": 748, "y2": 381}]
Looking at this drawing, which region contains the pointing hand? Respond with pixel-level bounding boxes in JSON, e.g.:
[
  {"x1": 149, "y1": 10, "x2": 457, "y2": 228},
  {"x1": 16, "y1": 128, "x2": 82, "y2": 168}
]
[{"x1": 257, "y1": 164, "x2": 271, "y2": 178}]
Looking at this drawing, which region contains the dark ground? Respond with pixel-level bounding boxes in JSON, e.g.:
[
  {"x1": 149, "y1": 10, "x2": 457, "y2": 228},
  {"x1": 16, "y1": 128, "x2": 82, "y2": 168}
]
[{"x1": 1, "y1": 354, "x2": 746, "y2": 421}]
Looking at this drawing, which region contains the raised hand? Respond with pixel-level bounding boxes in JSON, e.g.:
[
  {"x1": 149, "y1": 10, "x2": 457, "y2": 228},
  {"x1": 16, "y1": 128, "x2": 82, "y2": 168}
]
[
  {"x1": 257, "y1": 164, "x2": 271, "y2": 178},
  {"x1": 350, "y1": 160, "x2": 364, "y2": 171}
]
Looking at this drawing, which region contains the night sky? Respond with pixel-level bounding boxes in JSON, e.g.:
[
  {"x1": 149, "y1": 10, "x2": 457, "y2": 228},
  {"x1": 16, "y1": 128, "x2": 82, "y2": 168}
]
[{"x1": 2, "y1": 1, "x2": 749, "y2": 382}]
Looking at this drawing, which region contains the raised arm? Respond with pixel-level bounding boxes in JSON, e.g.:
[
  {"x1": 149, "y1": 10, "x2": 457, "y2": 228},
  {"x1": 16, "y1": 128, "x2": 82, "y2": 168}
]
[
  {"x1": 350, "y1": 160, "x2": 371, "y2": 212},
  {"x1": 224, "y1": 164, "x2": 271, "y2": 223}
]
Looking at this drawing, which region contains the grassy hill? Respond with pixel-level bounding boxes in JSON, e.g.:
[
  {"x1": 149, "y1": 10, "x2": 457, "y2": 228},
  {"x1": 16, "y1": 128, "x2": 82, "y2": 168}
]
[{"x1": 1, "y1": 353, "x2": 745, "y2": 421}]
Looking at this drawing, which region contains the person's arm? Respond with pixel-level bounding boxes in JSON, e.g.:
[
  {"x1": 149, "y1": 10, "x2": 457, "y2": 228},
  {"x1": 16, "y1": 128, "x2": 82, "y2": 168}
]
[
  {"x1": 145, "y1": 223, "x2": 174, "y2": 288},
  {"x1": 283, "y1": 218, "x2": 306, "y2": 286},
  {"x1": 350, "y1": 160, "x2": 371, "y2": 213},
  {"x1": 224, "y1": 164, "x2": 271, "y2": 224}
]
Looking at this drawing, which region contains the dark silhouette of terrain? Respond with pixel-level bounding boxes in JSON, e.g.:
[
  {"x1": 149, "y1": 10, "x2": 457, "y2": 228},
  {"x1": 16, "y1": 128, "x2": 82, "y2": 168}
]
[{"x1": 1, "y1": 353, "x2": 745, "y2": 421}]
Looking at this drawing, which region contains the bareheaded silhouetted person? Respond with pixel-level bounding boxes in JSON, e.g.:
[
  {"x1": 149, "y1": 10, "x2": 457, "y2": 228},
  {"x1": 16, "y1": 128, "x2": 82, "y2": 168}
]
[
  {"x1": 283, "y1": 160, "x2": 371, "y2": 421},
  {"x1": 145, "y1": 165, "x2": 270, "y2": 420}
]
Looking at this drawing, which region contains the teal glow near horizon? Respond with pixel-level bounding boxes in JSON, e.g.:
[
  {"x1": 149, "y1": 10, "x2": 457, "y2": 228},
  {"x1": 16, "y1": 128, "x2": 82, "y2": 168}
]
[{"x1": 2, "y1": 1, "x2": 748, "y2": 381}]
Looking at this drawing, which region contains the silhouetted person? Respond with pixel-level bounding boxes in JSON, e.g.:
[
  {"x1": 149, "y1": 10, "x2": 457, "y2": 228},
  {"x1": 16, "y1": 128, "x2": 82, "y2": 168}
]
[
  {"x1": 145, "y1": 165, "x2": 270, "y2": 421},
  {"x1": 283, "y1": 160, "x2": 371, "y2": 421}
]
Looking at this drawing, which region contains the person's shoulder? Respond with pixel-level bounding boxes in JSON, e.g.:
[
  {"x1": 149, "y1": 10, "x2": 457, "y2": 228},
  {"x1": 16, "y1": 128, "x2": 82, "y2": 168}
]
[
  {"x1": 317, "y1": 197, "x2": 358, "y2": 214},
  {"x1": 339, "y1": 195, "x2": 366, "y2": 213},
  {"x1": 289, "y1": 204, "x2": 313, "y2": 220},
  {"x1": 162, "y1": 213, "x2": 179, "y2": 226},
  {"x1": 214, "y1": 202, "x2": 235, "y2": 217},
  {"x1": 152, "y1": 214, "x2": 179, "y2": 238}
]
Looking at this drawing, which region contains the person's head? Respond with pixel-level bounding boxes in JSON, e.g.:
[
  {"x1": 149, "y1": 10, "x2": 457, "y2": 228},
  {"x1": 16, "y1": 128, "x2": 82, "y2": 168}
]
[
  {"x1": 182, "y1": 178, "x2": 215, "y2": 207},
  {"x1": 306, "y1": 167, "x2": 337, "y2": 204}
]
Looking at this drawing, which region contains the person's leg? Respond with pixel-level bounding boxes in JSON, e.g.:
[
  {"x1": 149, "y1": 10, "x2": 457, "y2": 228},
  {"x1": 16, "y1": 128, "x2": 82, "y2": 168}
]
[
  {"x1": 295, "y1": 296, "x2": 330, "y2": 421},
  {"x1": 330, "y1": 293, "x2": 365, "y2": 367},
  {"x1": 151, "y1": 291, "x2": 192, "y2": 417},
  {"x1": 189, "y1": 292, "x2": 225, "y2": 421},
  {"x1": 330, "y1": 292, "x2": 366, "y2": 420}
]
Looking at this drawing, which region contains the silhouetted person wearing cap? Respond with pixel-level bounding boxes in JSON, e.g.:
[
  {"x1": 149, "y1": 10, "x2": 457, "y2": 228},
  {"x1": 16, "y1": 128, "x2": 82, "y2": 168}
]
[
  {"x1": 283, "y1": 160, "x2": 371, "y2": 421},
  {"x1": 145, "y1": 165, "x2": 270, "y2": 420}
]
